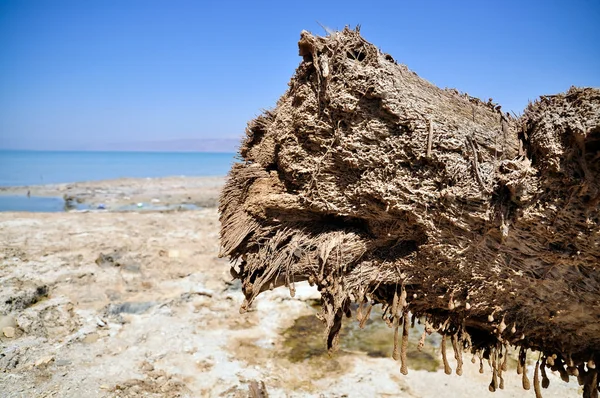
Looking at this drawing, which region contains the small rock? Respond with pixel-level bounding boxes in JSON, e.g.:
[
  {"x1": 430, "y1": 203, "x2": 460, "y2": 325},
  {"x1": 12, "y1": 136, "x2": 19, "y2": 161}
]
[
  {"x1": 2, "y1": 326, "x2": 16, "y2": 338},
  {"x1": 35, "y1": 356, "x2": 54, "y2": 367}
]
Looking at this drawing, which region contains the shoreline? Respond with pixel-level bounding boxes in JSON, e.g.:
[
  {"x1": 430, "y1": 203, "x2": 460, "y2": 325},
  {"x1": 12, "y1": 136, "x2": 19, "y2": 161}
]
[{"x1": 0, "y1": 175, "x2": 226, "y2": 211}]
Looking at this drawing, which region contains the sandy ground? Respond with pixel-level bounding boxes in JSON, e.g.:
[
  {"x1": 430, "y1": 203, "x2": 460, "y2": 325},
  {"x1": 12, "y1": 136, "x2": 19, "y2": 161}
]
[{"x1": 0, "y1": 178, "x2": 582, "y2": 397}]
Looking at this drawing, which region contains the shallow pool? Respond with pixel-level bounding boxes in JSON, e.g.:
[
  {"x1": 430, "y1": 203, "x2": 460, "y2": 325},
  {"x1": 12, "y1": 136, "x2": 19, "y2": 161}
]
[{"x1": 0, "y1": 195, "x2": 86, "y2": 212}]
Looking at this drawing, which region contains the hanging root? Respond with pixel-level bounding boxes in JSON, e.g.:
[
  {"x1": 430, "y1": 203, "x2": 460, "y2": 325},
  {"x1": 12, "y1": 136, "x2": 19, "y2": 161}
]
[
  {"x1": 451, "y1": 332, "x2": 463, "y2": 376},
  {"x1": 418, "y1": 329, "x2": 427, "y2": 352},
  {"x1": 557, "y1": 357, "x2": 570, "y2": 383},
  {"x1": 521, "y1": 350, "x2": 531, "y2": 390},
  {"x1": 391, "y1": 289, "x2": 399, "y2": 318},
  {"x1": 442, "y1": 335, "x2": 452, "y2": 375},
  {"x1": 583, "y1": 369, "x2": 598, "y2": 398},
  {"x1": 498, "y1": 348, "x2": 505, "y2": 390},
  {"x1": 479, "y1": 354, "x2": 484, "y2": 374},
  {"x1": 490, "y1": 352, "x2": 498, "y2": 393},
  {"x1": 534, "y1": 360, "x2": 543, "y2": 398},
  {"x1": 357, "y1": 302, "x2": 372, "y2": 329},
  {"x1": 517, "y1": 347, "x2": 524, "y2": 375},
  {"x1": 400, "y1": 311, "x2": 409, "y2": 375},
  {"x1": 392, "y1": 320, "x2": 400, "y2": 361},
  {"x1": 541, "y1": 356, "x2": 550, "y2": 389}
]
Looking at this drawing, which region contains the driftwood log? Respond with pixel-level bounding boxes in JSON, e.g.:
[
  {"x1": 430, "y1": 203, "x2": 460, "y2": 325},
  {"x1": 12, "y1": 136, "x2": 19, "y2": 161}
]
[{"x1": 219, "y1": 27, "x2": 600, "y2": 396}]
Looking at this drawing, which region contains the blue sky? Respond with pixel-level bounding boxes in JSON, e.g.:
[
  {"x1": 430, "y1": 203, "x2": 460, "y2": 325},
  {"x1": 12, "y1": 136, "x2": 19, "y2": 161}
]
[{"x1": 0, "y1": 0, "x2": 598, "y2": 150}]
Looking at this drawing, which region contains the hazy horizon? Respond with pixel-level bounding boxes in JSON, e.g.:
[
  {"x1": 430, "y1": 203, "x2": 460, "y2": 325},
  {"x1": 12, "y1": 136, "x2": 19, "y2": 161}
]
[{"x1": 1, "y1": 1, "x2": 599, "y2": 151}]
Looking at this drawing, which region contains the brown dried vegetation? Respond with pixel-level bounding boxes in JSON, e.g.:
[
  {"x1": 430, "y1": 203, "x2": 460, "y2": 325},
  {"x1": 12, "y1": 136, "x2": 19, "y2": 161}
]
[{"x1": 219, "y1": 27, "x2": 600, "y2": 396}]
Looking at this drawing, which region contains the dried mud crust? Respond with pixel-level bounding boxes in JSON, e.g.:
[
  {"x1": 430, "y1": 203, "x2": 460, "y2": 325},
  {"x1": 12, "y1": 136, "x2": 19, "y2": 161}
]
[{"x1": 219, "y1": 28, "x2": 600, "y2": 396}]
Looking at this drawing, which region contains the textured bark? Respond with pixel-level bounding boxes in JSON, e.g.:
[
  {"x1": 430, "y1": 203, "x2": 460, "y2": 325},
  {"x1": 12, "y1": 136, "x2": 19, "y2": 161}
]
[{"x1": 219, "y1": 28, "x2": 600, "y2": 394}]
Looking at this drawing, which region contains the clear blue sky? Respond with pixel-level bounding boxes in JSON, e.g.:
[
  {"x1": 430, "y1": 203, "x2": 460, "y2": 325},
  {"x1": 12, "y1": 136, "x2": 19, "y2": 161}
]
[{"x1": 0, "y1": 0, "x2": 598, "y2": 150}]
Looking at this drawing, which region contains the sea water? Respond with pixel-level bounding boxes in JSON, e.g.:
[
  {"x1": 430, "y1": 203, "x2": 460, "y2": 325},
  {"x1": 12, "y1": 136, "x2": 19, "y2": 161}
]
[
  {"x1": 0, "y1": 150, "x2": 237, "y2": 187},
  {"x1": 0, "y1": 150, "x2": 237, "y2": 212},
  {"x1": 0, "y1": 195, "x2": 94, "y2": 212}
]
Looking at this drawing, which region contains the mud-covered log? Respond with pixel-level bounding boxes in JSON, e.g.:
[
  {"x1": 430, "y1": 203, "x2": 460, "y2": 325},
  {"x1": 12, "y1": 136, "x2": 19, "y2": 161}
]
[{"x1": 219, "y1": 27, "x2": 600, "y2": 394}]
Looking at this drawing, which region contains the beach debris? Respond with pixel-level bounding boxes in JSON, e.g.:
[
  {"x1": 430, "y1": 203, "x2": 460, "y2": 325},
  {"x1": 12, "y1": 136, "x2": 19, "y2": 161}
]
[
  {"x1": 97, "y1": 203, "x2": 106, "y2": 210},
  {"x1": 219, "y1": 27, "x2": 600, "y2": 396},
  {"x1": 137, "y1": 202, "x2": 144, "y2": 208}
]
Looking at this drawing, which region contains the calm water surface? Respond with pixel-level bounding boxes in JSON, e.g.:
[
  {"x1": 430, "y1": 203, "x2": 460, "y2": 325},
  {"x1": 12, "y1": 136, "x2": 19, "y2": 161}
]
[
  {"x1": 0, "y1": 196, "x2": 76, "y2": 212},
  {"x1": 0, "y1": 150, "x2": 237, "y2": 187}
]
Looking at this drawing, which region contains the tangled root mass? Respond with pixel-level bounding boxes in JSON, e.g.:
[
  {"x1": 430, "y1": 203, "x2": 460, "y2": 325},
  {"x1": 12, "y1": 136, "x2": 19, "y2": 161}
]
[{"x1": 219, "y1": 28, "x2": 600, "y2": 397}]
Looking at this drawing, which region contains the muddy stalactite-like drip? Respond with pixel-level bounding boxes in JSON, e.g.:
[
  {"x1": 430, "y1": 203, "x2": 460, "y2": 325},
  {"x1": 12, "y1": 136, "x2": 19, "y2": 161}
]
[{"x1": 219, "y1": 27, "x2": 600, "y2": 396}]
